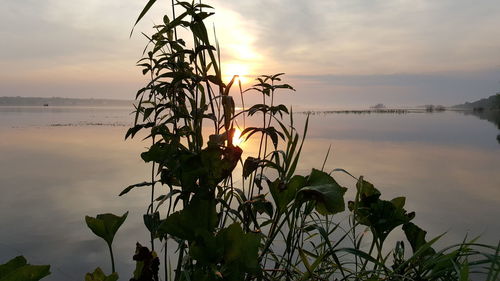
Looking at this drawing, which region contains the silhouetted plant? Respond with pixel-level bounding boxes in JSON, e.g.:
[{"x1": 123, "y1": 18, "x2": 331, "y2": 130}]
[
  {"x1": 100, "y1": 1, "x2": 500, "y2": 281},
  {"x1": 85, "y1": 212, "x2": 128, "y2": 273},
  {"x1": 1, "y1": 2, "x2": 497, "y2": 281}
]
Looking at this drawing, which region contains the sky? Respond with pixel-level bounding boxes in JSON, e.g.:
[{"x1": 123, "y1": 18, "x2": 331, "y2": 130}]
[{"x1": 1, "y1": 0, "x2": 500, "y2": 108}]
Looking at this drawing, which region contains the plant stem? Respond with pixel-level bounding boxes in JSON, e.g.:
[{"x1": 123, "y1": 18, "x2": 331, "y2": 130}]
[
  {"x1": 107, "y1": 242, "x2": 116, "y2": 273},
  {"x1": 361, "y1": 238, "x2": 376, "y2": 273},
  {"x1": 174, "y1": 242, "x2": 186, "y2": 281},
  {"x1": 165, "y1": 241, "x2": 168, "y2": 281}
]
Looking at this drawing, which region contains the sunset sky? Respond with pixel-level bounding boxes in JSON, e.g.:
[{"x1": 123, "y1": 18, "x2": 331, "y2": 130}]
[{"x1": 1, "y1": 0, "x2": 500, "y2": 108}]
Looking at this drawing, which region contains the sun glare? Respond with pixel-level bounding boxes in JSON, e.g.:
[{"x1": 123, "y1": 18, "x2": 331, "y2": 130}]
[
  {"x1": 232, "y1": 128, "x2": 243, "y2": 146},
  {"x1": 223, "y1": 63, "x2": 250, "y2": 84}
]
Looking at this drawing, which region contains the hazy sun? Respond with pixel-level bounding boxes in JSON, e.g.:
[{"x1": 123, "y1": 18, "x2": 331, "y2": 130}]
[
  {"x1": 223, "y1": 63, "x2": 250, "y2": 84},
  {"x1": 232, "y1": 127, "x2": 243, "y2": 146}
]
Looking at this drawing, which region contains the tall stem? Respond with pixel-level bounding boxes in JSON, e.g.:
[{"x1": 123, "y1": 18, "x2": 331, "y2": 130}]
[
  {"x1": 174, "y1": 243, "x2": 186, "y2": 281},
  {"x1": 164, "y1": 241, "x2": 168, "y2": 281},
  {"x1": 107, "y1": 243, "x2": 116, "y2": 273}
]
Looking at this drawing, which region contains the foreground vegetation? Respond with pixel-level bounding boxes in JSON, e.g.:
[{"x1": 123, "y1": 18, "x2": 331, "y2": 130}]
[{"x1": 1, "y1": 1, "x2": 499, "y2": 281}]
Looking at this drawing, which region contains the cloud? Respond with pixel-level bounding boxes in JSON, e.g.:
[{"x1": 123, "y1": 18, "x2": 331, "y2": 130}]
[
  {"x1": 213, "y1": 0, "x2": 500, "y2": 75},
  {"x1": 0, "y1": 0, "x2": 151, "y2": 98},
  {"x1": 263, "y1": 68, "x2": 500, "y2": 108},
  {"x1": 1, "y1": 0, "x2": 499, "y2": 105}
]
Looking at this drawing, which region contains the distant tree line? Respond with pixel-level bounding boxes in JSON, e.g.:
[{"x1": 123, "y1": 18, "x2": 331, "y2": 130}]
[
  {"x1": 0, "y1": 96, "x2": 132, "y2": 107},
  {"x1": 453, "y1": 93, "x2": 500, "y2": 111}
]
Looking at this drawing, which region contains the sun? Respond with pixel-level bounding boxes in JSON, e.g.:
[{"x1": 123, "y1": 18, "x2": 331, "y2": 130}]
[
  {"x1": 232, "y1": 127, "x2": 243, "y2": 146},
  {"x1": 223, "y1": 63, "x2": 250, "y2": 84}
]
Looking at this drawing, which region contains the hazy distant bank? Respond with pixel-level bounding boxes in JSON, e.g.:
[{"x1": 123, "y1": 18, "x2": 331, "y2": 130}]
[
  {"x1": 2, "y1": 93, "x2": 498, "y2": 112},
  {"x1": 0, "y1": 96, "x2": 133, "y2": 107},
  {"x1": 301, "y1": 93, "x2": 500, "y2": 114},
  {"x1": 452, "y1": 93, "x2": 500, "y2": 110}
]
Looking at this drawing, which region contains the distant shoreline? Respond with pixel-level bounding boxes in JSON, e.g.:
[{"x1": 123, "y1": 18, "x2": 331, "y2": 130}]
[
  {"x1": 0, "y1": 96, "x2": 133, "y2": 107},
  {"x1": 1, "y1": 96, "x2": 495, "y2": 114},
  {"x1": 297, "y1": 107, "x2": 486, "y2": 115}
]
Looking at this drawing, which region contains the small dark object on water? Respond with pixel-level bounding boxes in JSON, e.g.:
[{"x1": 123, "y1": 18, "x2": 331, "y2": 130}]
[{"x1": 43, "y1": 103, "x2": 49, "y2": 107}]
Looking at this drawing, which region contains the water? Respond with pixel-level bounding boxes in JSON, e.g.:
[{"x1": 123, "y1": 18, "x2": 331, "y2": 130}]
[{"x1": 0, "y1": 106, "x2": 499, "y2": 280}]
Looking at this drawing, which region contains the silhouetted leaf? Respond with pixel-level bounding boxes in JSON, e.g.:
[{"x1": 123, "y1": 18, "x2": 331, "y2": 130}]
[
  {"x1": 269, "y1": 104, "x2": 289, "y2": 118},
  {"x1": 269, "y1": 175, "x2": 305, "y2": 212},
  {"x1": 391, "y1": 197, "x2": 406, "y2": 209},
  {"x1": 0, "y1": 256, "x2": 26, "y2": 277},
  {"x1": 190, "y1": 20, "x2": 209, "y2": 45},
  {"x1": 349, "y1": 178, "x2": 415, "y2": 241},
  {"x1": 243, "y1": 157, "x2": 261, "y2": 178},
  {"x1": 143, "y1": 212, "x2": 161, "y2": 239},
  {"x1": 285, "y1": 114, "x2": 309, "y2": 180},
  {"x1": 403, "y1": 222, "x2": 435, "y2": 255},
  {"x1": 0, "y1": 256, "x2": 50, "y2": 281},
  {"x1": 125, "y1": 122, "x2": 155, "y2": 140},
  {"x1": 247, "y1": 194, "x2": 274, "y2": 217},
  {"x1": 356, "y1": 177, "x2": 381, "y2": 200},
  {"x1": 132, "y1": 0, "x2": 157, "y2": 35},
  {"x1": 157, "y1": 196, "x2": 217, "y2": 241},
  {"x1": 200, "y1": 145, "x2": 242, "y2": 188},
  {"x1": 85, "y1": 267, "x2": 118, "y2": 281},
  {"x1": 85, "y1": 212, "x2": 128, "y2": 246},
  {"x1": 119, "y1": 181, "x2": 154, "y2": 196},
  {"x1": 296, "y1": 169, "x2": 347, "y2": 215},
  {"x1": 265, "y1": 127, "x2": 281, "y2": 148},
  {"x1": 247, "y1": 104, "x2": 269, "y2": 116},
  {"x1": 216, "y1": 223, "x2": 261, "y2": 279},
  {"x1": 271, "y1": 73, "x2": 285, "y2": 80},
  {"x1": 274, "y1": 84, "x2": 295, "y2": 91}
]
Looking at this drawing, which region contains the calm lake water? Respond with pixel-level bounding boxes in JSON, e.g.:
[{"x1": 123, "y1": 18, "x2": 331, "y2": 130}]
[{"x1": 0, "y1": 106, "x2": 499, "y2": 280}]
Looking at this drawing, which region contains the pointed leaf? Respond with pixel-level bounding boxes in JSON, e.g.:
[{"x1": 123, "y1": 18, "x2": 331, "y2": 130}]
[
  {"x1": 119, "y1": 181, "x2": 153, "y2": 196},
  {"x1": 85, "y1": 212, "x2": 128, "y2": 246},
  {"x1": 131, "y1": 0, "x2": 157, "y2": 35}
]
